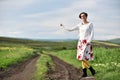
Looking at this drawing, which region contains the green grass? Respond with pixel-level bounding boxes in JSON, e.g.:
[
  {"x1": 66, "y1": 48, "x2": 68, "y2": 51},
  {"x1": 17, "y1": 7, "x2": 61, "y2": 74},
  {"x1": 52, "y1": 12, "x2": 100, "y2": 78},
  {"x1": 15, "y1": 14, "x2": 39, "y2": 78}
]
[
  {"x1": 93, "y1": 47, "x2": 120, "y2": 80},
  {"x1": 0, "y1": 46, "x2": 34, "y2": 69},
  {"x1": 1, "y1": 37, "x2": 120, "y2": 80},
  {"x1": 0, "y1": 37, "x2": 77, "y2": 50},
  {"x1": 34, "y1": 54, "x2": 54, "y2": 80},
  {"x1": 51, "y1": 47, "x2": 120, "y2": 80}
]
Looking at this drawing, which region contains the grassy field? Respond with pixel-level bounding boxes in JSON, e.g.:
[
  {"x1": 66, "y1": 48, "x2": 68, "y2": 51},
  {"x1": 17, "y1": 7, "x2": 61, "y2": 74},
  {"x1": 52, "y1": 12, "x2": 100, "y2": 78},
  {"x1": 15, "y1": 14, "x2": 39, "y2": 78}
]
[
  {"x1": 51, "y1": 47, "x2": 120, "y2": 80},
  {"x1": 0, "y1": 37, "x2": 120, "y2": 80},
  {"x1": 0, "y1": 45, "x2": 34, "y2": 70}
]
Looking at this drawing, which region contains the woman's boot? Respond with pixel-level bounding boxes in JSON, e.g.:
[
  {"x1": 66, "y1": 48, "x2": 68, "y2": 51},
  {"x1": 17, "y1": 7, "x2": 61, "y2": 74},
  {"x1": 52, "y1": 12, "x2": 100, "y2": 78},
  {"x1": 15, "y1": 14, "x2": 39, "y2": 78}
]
[
  {"x1": 89, "y1": 66, "x2": 96, "y2": 75},
  {"x1": 82, "y1": 68, "x2": 87, "y2": 77}
]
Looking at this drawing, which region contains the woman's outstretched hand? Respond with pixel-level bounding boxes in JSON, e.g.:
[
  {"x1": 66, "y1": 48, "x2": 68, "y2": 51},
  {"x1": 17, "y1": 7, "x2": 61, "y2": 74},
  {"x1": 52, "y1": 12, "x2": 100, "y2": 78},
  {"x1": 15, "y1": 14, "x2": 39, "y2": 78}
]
[{"x1": 60, "y1": 24, "x2": 63, "y2": 27}]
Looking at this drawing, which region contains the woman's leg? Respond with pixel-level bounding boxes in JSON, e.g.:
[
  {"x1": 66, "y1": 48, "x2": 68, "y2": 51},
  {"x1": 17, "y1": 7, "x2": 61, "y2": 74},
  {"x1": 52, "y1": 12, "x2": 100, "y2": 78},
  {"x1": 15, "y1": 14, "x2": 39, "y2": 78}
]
[
  {"x1": 82, "y1": 60, "x2": 90, "y2": 68},
  {"x1": 82, "y1": 60, "x2": 96, "y2": 76},
  {"x1": 89, "y1": 66, "x2": 96, "y2": 75},
  {"x1": 82, "y1": 61, "x2": 87, "y2": 69},
  {"x1": 81, "y1": 61, "x2": 87, "y2": 77}
]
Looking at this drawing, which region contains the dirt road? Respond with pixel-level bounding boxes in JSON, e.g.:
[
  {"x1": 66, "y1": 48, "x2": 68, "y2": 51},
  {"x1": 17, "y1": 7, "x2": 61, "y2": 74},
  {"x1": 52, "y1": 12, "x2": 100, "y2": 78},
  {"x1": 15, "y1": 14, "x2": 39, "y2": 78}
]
[
  {"x1": 0, "y1": 55, "x2": 95, "y2": 80},
  {"x1": 0, "y1": 55, "x2": 39, "y2": 80},
  {"x1": 47, "y1": 55, "x2": 82, "y2": 80},
  {"x1": 47, "y1": 55, "x2": 96, "y2": 80}
]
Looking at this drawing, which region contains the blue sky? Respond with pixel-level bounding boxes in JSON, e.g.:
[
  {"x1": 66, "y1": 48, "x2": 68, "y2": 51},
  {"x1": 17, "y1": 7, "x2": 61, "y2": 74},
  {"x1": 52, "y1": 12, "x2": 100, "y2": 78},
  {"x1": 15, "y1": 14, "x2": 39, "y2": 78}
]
[{"x1": 0, "y1": 0, "x2": 120, "y2": 40}]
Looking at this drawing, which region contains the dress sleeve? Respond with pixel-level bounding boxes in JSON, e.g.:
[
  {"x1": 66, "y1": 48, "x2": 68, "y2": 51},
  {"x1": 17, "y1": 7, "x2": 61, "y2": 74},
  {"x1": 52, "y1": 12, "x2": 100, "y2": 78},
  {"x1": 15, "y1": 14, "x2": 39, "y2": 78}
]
[
  {"x1": 87, "y1": 23, "x2": 94, "y2": 43},
  {"x1": 62, "y1": 24, "x2": 79, "y2": 31}
]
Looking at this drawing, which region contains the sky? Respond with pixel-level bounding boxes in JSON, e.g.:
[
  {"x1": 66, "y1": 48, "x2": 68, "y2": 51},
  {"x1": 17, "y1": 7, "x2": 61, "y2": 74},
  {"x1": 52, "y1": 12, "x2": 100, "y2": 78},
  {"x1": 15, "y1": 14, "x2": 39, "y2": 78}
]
[{"x1": 0, "y1": 0, "x2": 120, "y2": 40}]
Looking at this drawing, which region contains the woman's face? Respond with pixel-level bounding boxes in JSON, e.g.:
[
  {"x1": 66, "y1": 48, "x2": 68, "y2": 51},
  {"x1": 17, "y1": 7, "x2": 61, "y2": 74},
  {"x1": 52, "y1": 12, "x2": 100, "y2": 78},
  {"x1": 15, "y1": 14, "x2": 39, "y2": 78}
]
[{"x1": 80, "y1": 14, "x2": 87, "y2": 21}]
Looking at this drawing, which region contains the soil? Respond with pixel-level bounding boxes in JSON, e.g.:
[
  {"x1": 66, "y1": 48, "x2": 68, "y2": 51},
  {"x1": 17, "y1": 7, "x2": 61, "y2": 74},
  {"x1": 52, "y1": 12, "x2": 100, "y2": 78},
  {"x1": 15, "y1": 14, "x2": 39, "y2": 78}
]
[
  {"x1": 47, "y1": 55, "x2": 96, "y2": 80},
  {"x1": 0, "y1": 55, "x2": 39, "y2": 80},
  {"x1": 0, "y1": 55, "x2": 96, "y2": 80}
]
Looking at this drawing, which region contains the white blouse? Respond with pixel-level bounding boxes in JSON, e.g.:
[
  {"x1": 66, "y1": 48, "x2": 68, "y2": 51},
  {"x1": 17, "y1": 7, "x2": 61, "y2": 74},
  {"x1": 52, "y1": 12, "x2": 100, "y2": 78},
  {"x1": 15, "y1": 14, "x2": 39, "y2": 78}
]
[{"x1": 63, "y1": 22, "x2": 94, "y2": 43}]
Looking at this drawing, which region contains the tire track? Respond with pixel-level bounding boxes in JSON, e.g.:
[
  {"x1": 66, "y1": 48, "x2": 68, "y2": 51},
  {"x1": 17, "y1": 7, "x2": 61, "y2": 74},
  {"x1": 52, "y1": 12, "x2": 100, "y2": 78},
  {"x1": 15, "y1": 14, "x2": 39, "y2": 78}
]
[
  {"x1": 47, "y1": 55, "x2": 82, "y2": 80},
  {"x1": 53, "y1": 57, "x2": 69, "y2": 80},
  {"x1": 0, "y1": 55, "x2": 39, "y2": 80}
]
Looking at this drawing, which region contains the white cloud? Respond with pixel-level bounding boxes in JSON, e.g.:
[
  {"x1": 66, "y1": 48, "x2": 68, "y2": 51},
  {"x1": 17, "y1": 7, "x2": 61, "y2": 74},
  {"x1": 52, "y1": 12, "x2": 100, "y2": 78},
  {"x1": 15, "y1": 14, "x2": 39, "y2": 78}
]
[
  {"x1": 0, "y1": 0, "x2": 38, "y2": 10},
  {"x1": 95, "y1": 35, "x2": 120, "y2": 40},
  {"x1": 8, "y1": 31, "x2": 22, "y2": 35},
  {"x1": 0, "y1": 31, "x2": 22, "y2": 37}
]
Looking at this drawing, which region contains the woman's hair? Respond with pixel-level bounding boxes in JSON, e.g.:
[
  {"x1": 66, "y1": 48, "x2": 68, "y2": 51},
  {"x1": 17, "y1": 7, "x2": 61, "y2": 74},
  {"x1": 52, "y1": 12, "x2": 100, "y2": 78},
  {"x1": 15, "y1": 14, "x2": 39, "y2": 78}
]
[{"x1": 79, "y1": 12, "x2": 88, "y2": 19}]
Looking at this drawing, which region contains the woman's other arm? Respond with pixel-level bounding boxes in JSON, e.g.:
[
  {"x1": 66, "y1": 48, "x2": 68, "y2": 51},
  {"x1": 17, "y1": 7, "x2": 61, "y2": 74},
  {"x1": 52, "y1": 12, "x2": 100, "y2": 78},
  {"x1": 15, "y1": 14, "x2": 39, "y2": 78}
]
[{"x1": 87, "y1": 23, "x2": 94, "y2": 43}]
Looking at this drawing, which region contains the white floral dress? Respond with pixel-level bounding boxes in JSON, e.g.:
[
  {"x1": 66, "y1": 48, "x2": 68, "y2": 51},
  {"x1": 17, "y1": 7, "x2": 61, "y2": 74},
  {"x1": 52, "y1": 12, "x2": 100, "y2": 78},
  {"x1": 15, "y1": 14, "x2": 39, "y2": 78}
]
[{"x1": 63, "y1": 22, "x2": 94, "y2": 61}]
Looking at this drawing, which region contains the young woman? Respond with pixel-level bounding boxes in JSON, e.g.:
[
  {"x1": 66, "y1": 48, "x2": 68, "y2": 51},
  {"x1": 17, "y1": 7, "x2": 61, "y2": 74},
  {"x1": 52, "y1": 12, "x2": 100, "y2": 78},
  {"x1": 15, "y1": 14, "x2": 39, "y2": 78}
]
[{"x1": 60, "y1": 12, "x2": 96, "y2": 77}]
